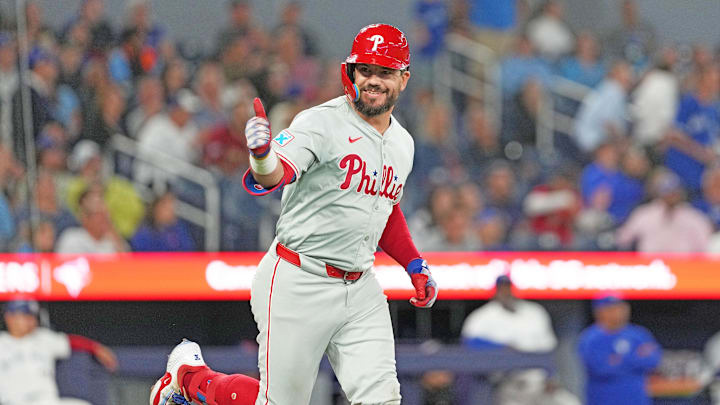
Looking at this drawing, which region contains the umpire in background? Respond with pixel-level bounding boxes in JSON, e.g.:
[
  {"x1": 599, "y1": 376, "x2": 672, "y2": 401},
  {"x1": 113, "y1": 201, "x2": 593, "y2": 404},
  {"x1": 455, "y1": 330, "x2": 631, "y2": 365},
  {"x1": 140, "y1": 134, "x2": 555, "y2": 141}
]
[{"x1": 578, "y1": 295, "x2": 662, "y2": 405}]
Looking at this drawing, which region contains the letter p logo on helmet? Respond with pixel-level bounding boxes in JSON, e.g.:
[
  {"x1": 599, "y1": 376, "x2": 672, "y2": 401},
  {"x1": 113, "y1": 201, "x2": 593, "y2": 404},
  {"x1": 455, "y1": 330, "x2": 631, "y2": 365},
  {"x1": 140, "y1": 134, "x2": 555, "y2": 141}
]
[{"x1": 369, "y1": 34, "x2": 385, "y2": 52}]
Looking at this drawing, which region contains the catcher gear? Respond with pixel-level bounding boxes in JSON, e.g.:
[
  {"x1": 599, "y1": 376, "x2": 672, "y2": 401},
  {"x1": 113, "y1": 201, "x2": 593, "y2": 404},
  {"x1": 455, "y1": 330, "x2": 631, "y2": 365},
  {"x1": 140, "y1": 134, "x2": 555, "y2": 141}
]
[
  {"x1": 341, "y1": 23, "x2": 410, "y2": 102},
  {"x1": 406, "y1": 258, "x2": 438, "y2": 308}
]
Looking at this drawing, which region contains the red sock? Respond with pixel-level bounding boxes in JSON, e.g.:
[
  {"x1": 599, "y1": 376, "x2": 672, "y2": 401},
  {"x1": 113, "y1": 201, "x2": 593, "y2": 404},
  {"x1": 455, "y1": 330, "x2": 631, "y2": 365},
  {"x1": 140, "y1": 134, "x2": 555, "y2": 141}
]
[{"x1": 181, "y1": 366, "x2": 259, "y2": 405}]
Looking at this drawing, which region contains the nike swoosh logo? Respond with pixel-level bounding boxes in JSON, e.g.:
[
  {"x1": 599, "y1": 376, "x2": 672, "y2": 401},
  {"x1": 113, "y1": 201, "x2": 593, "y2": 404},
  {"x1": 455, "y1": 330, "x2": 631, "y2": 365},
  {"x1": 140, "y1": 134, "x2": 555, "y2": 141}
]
[{"x1": 349, "y1": 136, "x2": 362, "y2": 143}]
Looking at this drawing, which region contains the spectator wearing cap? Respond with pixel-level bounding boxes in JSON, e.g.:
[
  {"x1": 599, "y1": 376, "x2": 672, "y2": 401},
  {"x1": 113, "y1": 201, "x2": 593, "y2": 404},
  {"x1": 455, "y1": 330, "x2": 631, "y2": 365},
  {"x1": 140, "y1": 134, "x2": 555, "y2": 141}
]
[
  {"x1": 616, "y1": 170, "x2": 713, "y2": 252},
  {"x1": 11, "y1": 46, "x2": 58, "y2": 163},
  {"x1": 662, "y1": 65, "x2": 720, "y2": 197},
  {"x1": 0, "y1": 298, "x2": 117, "y2": 405},
  {"x1": 135, "y1": 89, "x2": 201, "y2": 186},
  {"x1": 578, "y1": 295, "x2": 662, "y2": 405},
  {"x1": 574, "y1": 61, "x2": 633, "y2": 154},
  {"x1": 130, "y1": 191, "x2": 195, "y2": 252},
  {"x1": 461, "y1": 276, "x2": 572, "y2": 405},
  {"x1": 65, "y1": 140, "x2": 145, "y2": 238}
]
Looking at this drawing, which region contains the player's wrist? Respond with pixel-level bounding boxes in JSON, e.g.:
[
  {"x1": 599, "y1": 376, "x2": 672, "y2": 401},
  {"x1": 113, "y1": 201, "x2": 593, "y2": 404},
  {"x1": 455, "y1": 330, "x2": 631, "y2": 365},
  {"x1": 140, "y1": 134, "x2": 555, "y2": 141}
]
[
  {"x1": 250, "y1": 148, "x2": 279, "y2": 175},
  {"x1": 250, "y1": 143, "x2": 271, "y2": 158},
  {"x1": 406, "y1": 257, "x2": 426, "y2": 275}
]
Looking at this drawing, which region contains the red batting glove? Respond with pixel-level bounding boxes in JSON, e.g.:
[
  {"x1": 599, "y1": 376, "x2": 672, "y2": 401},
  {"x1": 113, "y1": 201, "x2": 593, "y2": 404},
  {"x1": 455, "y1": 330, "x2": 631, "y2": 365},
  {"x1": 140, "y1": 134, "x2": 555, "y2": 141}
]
[{"x1": 407, "y1": 259, "x2": 438, "y2": 308}]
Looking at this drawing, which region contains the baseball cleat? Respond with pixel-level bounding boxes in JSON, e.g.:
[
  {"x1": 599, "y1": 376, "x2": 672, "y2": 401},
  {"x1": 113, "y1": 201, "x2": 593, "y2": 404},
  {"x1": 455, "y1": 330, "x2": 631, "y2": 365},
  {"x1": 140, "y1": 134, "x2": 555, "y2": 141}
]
[{"x1": 149, "y1": 339, "x2": 207, "y2": 405}]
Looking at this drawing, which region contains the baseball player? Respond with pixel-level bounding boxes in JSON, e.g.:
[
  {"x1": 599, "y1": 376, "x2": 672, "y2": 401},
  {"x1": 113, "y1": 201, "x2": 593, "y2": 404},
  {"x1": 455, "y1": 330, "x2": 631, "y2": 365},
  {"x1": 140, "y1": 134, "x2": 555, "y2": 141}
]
[
  {"x1": 0, "y1": 298, "x2": 118, "y2": 405},
  {"x1": 151, "y1": 23, "x2": 438, "y2": 405}
]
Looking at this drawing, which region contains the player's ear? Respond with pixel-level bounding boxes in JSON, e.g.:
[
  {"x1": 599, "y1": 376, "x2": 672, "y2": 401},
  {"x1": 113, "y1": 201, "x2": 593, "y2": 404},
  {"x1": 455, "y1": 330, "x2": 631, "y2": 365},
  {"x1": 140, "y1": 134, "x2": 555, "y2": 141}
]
[{"x1": 399, "y1": 70, "x2": 411, "y2": 92}]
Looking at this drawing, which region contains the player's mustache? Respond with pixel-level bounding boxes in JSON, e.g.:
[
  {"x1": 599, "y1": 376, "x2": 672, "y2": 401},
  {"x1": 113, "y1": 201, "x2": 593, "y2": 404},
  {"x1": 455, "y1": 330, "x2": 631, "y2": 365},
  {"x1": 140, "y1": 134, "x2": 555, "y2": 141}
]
[{"x1": 362, "y1": 85, "x2": 387, "y2": 93}]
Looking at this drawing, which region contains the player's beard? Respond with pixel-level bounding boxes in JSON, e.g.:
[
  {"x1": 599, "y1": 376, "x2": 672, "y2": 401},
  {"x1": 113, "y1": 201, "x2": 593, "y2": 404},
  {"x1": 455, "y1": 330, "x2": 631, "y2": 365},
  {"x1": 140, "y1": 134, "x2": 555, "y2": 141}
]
[{"x1": 354, "y1": 85, "x2": 398, "y2": 117}]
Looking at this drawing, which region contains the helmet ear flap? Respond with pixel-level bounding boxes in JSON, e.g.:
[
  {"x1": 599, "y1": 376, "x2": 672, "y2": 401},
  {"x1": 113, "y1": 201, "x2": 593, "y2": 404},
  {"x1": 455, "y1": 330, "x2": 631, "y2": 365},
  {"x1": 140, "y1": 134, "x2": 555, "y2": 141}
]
[{"x1": 340, "y1": 62, "x2": 359, "y2": 102}]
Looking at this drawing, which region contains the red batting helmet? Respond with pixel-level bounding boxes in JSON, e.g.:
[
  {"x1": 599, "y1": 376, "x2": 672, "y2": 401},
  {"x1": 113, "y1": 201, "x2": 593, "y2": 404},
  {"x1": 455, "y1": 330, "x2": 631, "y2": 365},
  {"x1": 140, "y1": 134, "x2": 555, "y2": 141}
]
[{"x1": 341, "y1": 23, "x2": 410, "y2": 102}]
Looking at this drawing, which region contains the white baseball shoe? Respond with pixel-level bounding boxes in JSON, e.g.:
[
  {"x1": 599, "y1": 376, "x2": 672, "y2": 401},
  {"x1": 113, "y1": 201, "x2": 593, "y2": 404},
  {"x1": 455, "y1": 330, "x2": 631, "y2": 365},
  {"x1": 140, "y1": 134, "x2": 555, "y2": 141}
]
[{"x1": 149, "y1": 339, "x2": 207, "y2": 405}]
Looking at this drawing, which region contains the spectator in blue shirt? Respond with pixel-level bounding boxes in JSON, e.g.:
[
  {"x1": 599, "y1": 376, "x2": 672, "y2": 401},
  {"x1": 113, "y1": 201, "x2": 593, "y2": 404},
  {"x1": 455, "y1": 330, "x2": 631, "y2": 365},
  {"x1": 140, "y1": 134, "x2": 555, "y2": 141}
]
[
  {"x1": 663, "y1": 65, "x2": 720, "y2": 197},
  {"x1": 578, "y1": 295, "x2": 662, "y2": 405},
  {"x1": 468, "y1": 0, "x2": 517, "y2": 55},
  {"x1": 500, "y1": 36, "x2": 554, "y2": 99},
  {"x1": 558, "y1": 32, "x2": 606, "y2": 88},
  {"x1": 130, "y1": 191, "x2": 195, "y2": 252},
  {"x1": 415, "y1": 0, "x2": 448, "y2": 60},
  {"x1": 580, "y1": 142, "x2": 643, "y2": 225}
]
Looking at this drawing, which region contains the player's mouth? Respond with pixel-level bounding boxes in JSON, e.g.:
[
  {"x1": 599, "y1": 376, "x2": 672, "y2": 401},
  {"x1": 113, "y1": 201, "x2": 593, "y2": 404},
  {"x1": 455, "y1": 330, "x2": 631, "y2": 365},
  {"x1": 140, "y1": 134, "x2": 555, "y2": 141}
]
[{"x1": 362, "y1": 87, "x2": 387, "y2": 100}]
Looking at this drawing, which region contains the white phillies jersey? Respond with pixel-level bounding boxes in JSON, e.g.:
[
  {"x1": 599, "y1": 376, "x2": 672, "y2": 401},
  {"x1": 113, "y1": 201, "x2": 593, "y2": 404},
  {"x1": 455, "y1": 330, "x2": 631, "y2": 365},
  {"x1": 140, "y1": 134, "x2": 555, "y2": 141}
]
[
  {"x1": 271, "y1": 96, "x2": 414, "y2": 272},
  {"x1": 0, "y1": 328, "x2": 71, "y2": 404}
]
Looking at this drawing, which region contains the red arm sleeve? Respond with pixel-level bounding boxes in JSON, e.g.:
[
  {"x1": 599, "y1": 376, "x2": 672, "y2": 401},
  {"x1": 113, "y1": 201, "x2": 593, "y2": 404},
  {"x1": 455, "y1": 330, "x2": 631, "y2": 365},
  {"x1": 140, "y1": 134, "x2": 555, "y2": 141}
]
[
  {"x1": 68, "y1": 334, "x2": 100, "y2": 354},
  {"x1": 378, "y1": 204, "x2": 422, "y2": 269}
]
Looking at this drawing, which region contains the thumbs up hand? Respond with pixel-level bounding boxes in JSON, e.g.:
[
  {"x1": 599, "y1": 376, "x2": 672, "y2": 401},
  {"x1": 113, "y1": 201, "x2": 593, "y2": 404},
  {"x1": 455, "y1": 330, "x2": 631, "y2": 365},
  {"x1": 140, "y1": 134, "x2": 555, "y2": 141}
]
[{"x1": 245, "y1": 98, "x2": 272, "y2": 157}]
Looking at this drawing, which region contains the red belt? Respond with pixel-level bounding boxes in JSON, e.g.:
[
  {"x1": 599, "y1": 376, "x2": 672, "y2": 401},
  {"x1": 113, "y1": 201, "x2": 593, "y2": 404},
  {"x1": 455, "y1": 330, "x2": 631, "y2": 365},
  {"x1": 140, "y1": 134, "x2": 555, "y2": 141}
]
[{"x1": 276, "y1": 243, "x2": 363, "y2": 282}]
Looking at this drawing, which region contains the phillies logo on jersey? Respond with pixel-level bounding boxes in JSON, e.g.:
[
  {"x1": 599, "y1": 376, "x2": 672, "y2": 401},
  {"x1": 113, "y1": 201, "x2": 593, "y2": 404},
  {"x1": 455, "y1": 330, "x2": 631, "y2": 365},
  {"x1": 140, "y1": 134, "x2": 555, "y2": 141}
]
[{"x1": 339, "y1": 154, "x2": 402, "y2": 200}]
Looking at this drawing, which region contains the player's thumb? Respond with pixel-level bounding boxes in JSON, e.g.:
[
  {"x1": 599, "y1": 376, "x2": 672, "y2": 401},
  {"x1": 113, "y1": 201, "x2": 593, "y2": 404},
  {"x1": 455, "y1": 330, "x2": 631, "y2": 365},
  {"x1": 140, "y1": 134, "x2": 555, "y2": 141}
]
[{"x1": 253, "y1": 97, "x2": 268, "y2": 120}]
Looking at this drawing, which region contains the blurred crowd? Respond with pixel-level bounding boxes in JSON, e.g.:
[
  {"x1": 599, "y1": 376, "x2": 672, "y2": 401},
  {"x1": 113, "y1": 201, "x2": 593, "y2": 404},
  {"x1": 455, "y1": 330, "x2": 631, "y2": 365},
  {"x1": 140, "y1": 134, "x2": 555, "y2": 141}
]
[{"x1": 0, "y1": 0, "x2": 718, "y2": 255}]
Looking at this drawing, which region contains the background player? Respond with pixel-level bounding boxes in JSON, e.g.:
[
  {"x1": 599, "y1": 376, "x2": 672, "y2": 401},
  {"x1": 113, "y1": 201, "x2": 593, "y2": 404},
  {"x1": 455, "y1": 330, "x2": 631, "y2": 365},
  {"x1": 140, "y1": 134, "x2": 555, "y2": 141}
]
[
  {"x1": 150, "y1": 23, "x2": 437, "y2": 405},
  {"x1": 578, "y1": 295, "x2": 662, "y2": 405},
  {"x1": 0, "y1": 298, "x2": 118, "y2": 405}
]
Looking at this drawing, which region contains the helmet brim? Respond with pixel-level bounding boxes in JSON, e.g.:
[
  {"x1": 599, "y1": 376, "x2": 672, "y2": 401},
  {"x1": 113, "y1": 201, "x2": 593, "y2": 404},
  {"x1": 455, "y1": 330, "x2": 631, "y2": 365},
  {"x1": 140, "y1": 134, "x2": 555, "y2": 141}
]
[{"x1": 345, "y1": 53, "x2": 408, "y2": 70}]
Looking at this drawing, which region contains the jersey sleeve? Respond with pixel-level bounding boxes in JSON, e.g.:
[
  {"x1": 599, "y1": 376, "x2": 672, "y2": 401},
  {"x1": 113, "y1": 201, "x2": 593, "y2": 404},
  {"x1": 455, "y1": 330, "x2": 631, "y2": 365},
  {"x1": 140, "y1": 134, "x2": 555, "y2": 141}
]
[
  {"x1": 271, "y1": 111, "x2": 325, "y2": 180},
  {"x1": 39, "y1": 328, "x2": 72, "y2": 360}
]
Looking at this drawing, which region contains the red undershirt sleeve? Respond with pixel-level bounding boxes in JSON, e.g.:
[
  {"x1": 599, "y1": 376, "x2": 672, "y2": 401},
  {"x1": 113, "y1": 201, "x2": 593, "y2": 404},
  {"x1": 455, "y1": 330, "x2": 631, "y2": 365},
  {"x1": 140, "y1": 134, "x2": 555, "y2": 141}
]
[
  {"x1": 68, "y1": 334, "x2": 100, "y2": 354},
  {"x1": 378, "y1": 203, "x2": 422, "y2": 269}
]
